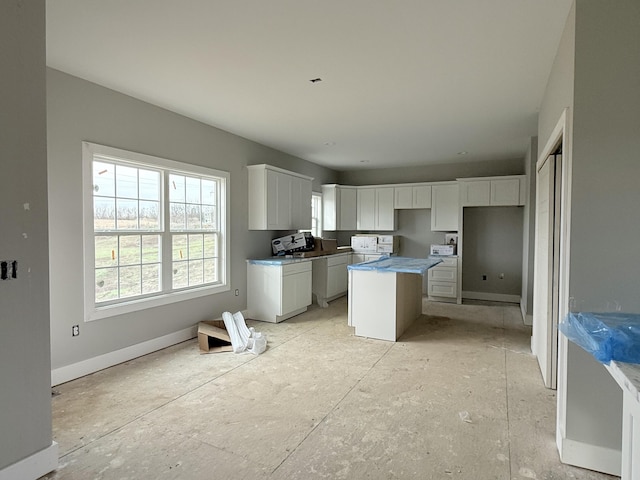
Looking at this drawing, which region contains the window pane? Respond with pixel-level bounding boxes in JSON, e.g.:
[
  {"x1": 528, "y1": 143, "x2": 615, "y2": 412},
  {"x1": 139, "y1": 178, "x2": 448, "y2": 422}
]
[
  {"x1": 202, "y1": 179, "x2": 216, "y2": 205},
  {"x1": 170, "y1": 203, "x2": 185, "y2": 230},
  {"x1": 119, "y1": 235, "x2": 141, "y2": 266},
  {"x1": 202, "y1": 205, "x2": 215, "y2": 229},
  {"x1": 119, "y1": 265, "x2": 141, "y2": 298},
  {"x1": 141, "y1": 235, "x2": 161, "y2": 264},
  {"x1": 188, "y1": 234, "x2": 203, "y2": 259},
  {"x1": 139, "y1": 200, "x2": 160, "y2": 230},
  {"x1": 95, "y1": 236, "x2": 118, "y2": 268},
  {"x1": 185, "y1": 176, "x2": 201, "y2": 204},
  {"x1": 95, "y1": 268, "x2": 118, "y2": 302},
  {"x1": 94, "y1": 197, "x2": 115, "y2": 231},
  {"x1": 203, "y1": 234, "x2": 217, "y2": 258},
  {"x1": 186, "y1": 204, "x2": 201, "y2": 230},
  {"x1": 170, "y1": 174, "x2": 185, "y2": 202},
  {"x1": 172, "y1": 234, "x2": 187, "y2": 261},
  {"x1": 93, "y1": 161, "x2": 115, "y2": 197},
  {"x1": 172, "y1": 261, "x2": 188, "y2": 289},
  {"x1": 116, "y1": 165, "x2": 138, "y2": 199},
  {"x1": 141, "y1": 264, "x2": 161, "y2": 294},
  {"x1": 138, "y1": 169, "x2": 160, "y2": 201},
  {"x1": 204, "y1": 258, "x2": 217, "y2": 283},
  {"x1": 116, "y1": 199, "x2": 138, "y2": 230},
  {"x1": 189, "y1": 259, "x2": 204, "y2": 285}
]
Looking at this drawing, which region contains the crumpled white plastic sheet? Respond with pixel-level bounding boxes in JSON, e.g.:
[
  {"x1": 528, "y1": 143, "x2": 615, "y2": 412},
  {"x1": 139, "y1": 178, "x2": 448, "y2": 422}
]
[{"x1": 221, "y1": 311, "x2": 267, "y2": 355}]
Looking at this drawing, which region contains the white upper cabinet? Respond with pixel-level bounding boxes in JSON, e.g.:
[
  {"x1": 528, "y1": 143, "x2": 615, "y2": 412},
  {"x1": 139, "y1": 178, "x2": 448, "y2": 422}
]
[
  {"x1": 357, "y1": 188, "x2": 376, "y2": 230},
  {"x1": 357, "y1": 187, "x2": 396, "y2": 231},
  {"x1": 322, "y1": 185, "x2": 357, "y2": 231},
  {"x1": 459, "y1": 175, "x2": 526, "y2": 207},
  {"x1": 394, "y1": 184, "x2": 432, "y2": 209},
  {"x1": 248, "y1": 164, "x2": 313, "y2": 230},
  {"x1": 431, "y1": 183, "x2": 459, "y2": 231}
]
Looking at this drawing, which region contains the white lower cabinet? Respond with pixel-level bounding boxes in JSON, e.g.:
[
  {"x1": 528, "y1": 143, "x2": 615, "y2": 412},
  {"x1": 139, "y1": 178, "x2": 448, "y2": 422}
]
[
  {"x1": 351, "y1": 253, "x2": 384, "y2": 264},
  {"x1": 427, "y1": 256, "x2": 458, "y2": 301},
  {"x1": 247, "y1": 261, "x2": 312, "y2": 323},
  {"x1": 312, "y1": 254, "x2": 350, "y2": 307}
]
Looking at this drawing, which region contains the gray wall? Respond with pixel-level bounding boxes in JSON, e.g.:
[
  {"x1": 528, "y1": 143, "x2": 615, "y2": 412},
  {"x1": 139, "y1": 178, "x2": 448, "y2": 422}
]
[
  {"x1": 47, "y1": 69, "x2": 338, "y2": 371},
  {"x1": 521, "y1": 137, "x2": 537, "y2": 321},
  {"x1": 0, "y1": 0, "x2": 53, "y2": 471},
  {"x1": 462, "y1": 207, "x2": 523, "y2": 296},
  {"x1": 539, "y1": 0, "x2": 640, "y2": 460},
  {"x1": 337, "y1": 158, "x2": 523, "y2": 185},
  {"x1": 563, "y1": 0, "x2": 640, "y2": 452}
]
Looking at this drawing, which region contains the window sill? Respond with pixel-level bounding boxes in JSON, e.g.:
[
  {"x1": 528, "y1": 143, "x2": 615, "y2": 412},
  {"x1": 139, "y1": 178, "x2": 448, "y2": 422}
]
[{"x1": 86, "y1": 283, "x2": 230, "y2": 322}]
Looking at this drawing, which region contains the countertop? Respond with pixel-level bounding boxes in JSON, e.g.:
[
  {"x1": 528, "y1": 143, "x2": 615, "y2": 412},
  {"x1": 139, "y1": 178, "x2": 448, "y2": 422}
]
[
  {"x1": 347, "y1": 256, "x2": 442, "y2": 275},
  {"x1": 606, "y1": 361, "x2": 640, "y2": 403},
  {"x1": 247, "y1": 251, "x2": 352, "y2": 266}
]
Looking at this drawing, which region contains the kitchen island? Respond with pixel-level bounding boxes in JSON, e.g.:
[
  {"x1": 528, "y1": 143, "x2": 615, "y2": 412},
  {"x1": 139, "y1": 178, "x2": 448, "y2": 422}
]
[{"x1": 347, "y1": 256, "x2": 442, "y2": 341}]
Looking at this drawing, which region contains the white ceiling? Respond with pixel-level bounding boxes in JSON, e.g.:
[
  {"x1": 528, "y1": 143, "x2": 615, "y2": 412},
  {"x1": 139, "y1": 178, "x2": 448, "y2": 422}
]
[{"x1": 46, "y1": 0, "x2": 572, "y2": 171}]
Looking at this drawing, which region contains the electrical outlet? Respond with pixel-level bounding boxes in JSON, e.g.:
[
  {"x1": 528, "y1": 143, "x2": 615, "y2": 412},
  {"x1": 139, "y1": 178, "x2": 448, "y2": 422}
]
[
  {"x1": 72, "y1": 325, "x2": 79, "y2": 337},
  {"x1": 235, "y1": 289, "x2": 239, "y2": 296}
]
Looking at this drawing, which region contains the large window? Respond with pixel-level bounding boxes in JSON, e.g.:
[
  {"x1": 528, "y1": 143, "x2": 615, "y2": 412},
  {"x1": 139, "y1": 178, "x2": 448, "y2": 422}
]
[{"x1": 83, "y1": 142, "x2": 229, "y2": 320}]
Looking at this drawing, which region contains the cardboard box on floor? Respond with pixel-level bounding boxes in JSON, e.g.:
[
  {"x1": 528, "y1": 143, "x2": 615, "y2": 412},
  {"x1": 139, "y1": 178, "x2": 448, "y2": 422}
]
[{"x1": 197, "y1": 320, "x2": 233, "y2": 353}]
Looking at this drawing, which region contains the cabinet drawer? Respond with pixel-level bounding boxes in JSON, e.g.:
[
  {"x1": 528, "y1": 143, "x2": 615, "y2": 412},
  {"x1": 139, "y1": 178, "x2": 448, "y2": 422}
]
[
  {"x1": 432, "y1": 256, "x2": 457, "y2": 268},
  {"x1": 428, "y1": 266, "x2": 456, "y2": 282},
  {"x1": 428, "y1": 281, "x2": 457, "y2": 298},
  {"x1": 282, "y1": 261, "x2": 312, "y2": 276},
  {"x1": 326, "y1": 254, "x2": 349, "y2": 267}
]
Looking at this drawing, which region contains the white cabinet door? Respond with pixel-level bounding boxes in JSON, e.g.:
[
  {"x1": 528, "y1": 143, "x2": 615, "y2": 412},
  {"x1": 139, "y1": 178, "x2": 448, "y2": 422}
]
[
  {"x1": 357, "y1": 188, "x2": 376, "y2": 230},
  {"x1": 394, "y1": 185, "x2": 432, "y2": 209},
  {"x1": 413, "y1": 185, "x2": 432, "y2": 208},
  {"x1": 282, "y1": 270, "x2": 312, "y2": 314},
  {"x1": 491, "y1": 178, "x2": 520, "y2": 206},
  {"x1": 461, "y1": 180, "x2": 491, "y2": 206},
  {"x1": 248, "y1": 164, "x2": 313, "y2": 230},
  {"x1": 375, "y1": 187, "x2": 395, "y2": 231},
  {"x1": 339, "y1": 187, "x2": 357, "y2": 230},
  {"x1": 394, "y1": 186, "x2": 413, "y2": 209},
  {"x1": 291, "y1": 175, "x2": 312, "y2": 229},
  {"x1": 431, "y1": 184, "x2": 459, "y2": 231},
  {"x1": 326, "y1": 264, "x2": 348, "y2": 298}
]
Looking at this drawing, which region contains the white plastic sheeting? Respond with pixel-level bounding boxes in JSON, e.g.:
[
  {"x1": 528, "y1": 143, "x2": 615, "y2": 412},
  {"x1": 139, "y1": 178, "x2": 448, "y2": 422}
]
[{"x1": 221, "y1": 311, "x2": 267, "y2": 355}]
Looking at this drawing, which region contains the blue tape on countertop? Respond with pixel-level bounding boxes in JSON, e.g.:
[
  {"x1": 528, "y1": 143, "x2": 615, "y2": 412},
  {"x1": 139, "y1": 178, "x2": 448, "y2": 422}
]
[{"x1": 347, "y1": 256, "x2": 443, "y2": 275}]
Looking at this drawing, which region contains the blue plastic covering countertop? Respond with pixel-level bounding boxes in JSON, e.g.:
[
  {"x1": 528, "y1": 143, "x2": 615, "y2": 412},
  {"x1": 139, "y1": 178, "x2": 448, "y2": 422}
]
[
  {"x1": 558, "y1": 312, "x2": 640, "y2": 364},
  {"x1": 347, "y1": 256, "x2": 443, "y2": 275}
]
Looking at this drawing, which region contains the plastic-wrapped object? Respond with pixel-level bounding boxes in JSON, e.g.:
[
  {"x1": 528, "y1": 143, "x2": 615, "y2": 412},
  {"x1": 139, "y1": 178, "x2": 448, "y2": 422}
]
[
  {"x1": 221, "y1": 311, "x2": 268, "y2": 355},
  {"x1": 558, "y1": 312, "x2": 640, "y2": 364}
]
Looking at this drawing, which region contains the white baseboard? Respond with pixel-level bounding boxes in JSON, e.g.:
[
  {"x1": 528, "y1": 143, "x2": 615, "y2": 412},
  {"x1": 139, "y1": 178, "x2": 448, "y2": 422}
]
[
  {"x1": 461, "y1": 291, "x2": 521, "y2": 304},
  {"x1": 558, "y1": 437, "x2": 621, "y2": 476},
  {"x1": 520, "y1": 300, "x2": 533, "y2": 326},
  {"x1": 0, "y1": 442, "x2": 58, "y2": 480},
  {"x1": 51, "y1": 326, "x2": 197, "y2": 386}
]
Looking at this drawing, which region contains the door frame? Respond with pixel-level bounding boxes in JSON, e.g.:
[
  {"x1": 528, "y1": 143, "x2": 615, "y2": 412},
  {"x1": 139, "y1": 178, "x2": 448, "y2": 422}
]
[{"x1": 536, "y1": 108, "x2": 573, "y2": 452}]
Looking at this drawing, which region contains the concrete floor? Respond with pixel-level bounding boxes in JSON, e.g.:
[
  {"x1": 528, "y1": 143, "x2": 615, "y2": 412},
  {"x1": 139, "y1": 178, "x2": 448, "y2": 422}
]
[{"x1": 42, "y1": 298, "x2": 617, "y2": 480}]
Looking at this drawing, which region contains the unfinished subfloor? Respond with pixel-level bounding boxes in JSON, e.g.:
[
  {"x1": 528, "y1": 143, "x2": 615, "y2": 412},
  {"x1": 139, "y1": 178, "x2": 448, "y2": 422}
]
[{"x1": 42, "y1": 298, "x2": 617, "y2": 480}]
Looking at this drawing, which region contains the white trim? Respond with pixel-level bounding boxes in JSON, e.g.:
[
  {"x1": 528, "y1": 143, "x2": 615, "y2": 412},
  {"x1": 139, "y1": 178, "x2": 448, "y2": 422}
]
[
  {"x1": 558, "y1": 437, "x2": 621, "y2": 477},
  {"x1": 51, "y1": 326, "x2": 197, "y2": 386},
  {"x1": 461, "y1": 291, "x2": 520, "y2": 304},
  {"x1": 520, "y1": 299, "x2": 533, "y2": 325},
  {"x1": 0, "y1": 442, "x2": 58, "y2": 480}
]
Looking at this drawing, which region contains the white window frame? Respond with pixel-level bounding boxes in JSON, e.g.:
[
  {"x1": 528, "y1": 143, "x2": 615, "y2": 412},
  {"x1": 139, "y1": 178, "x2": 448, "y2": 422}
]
[
  {"x1": 82, "y1": 142, "x2": 230, "y2": 321},
  {"x1": 301, "y1": 192, "x2": 323, "y2": 238}
]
